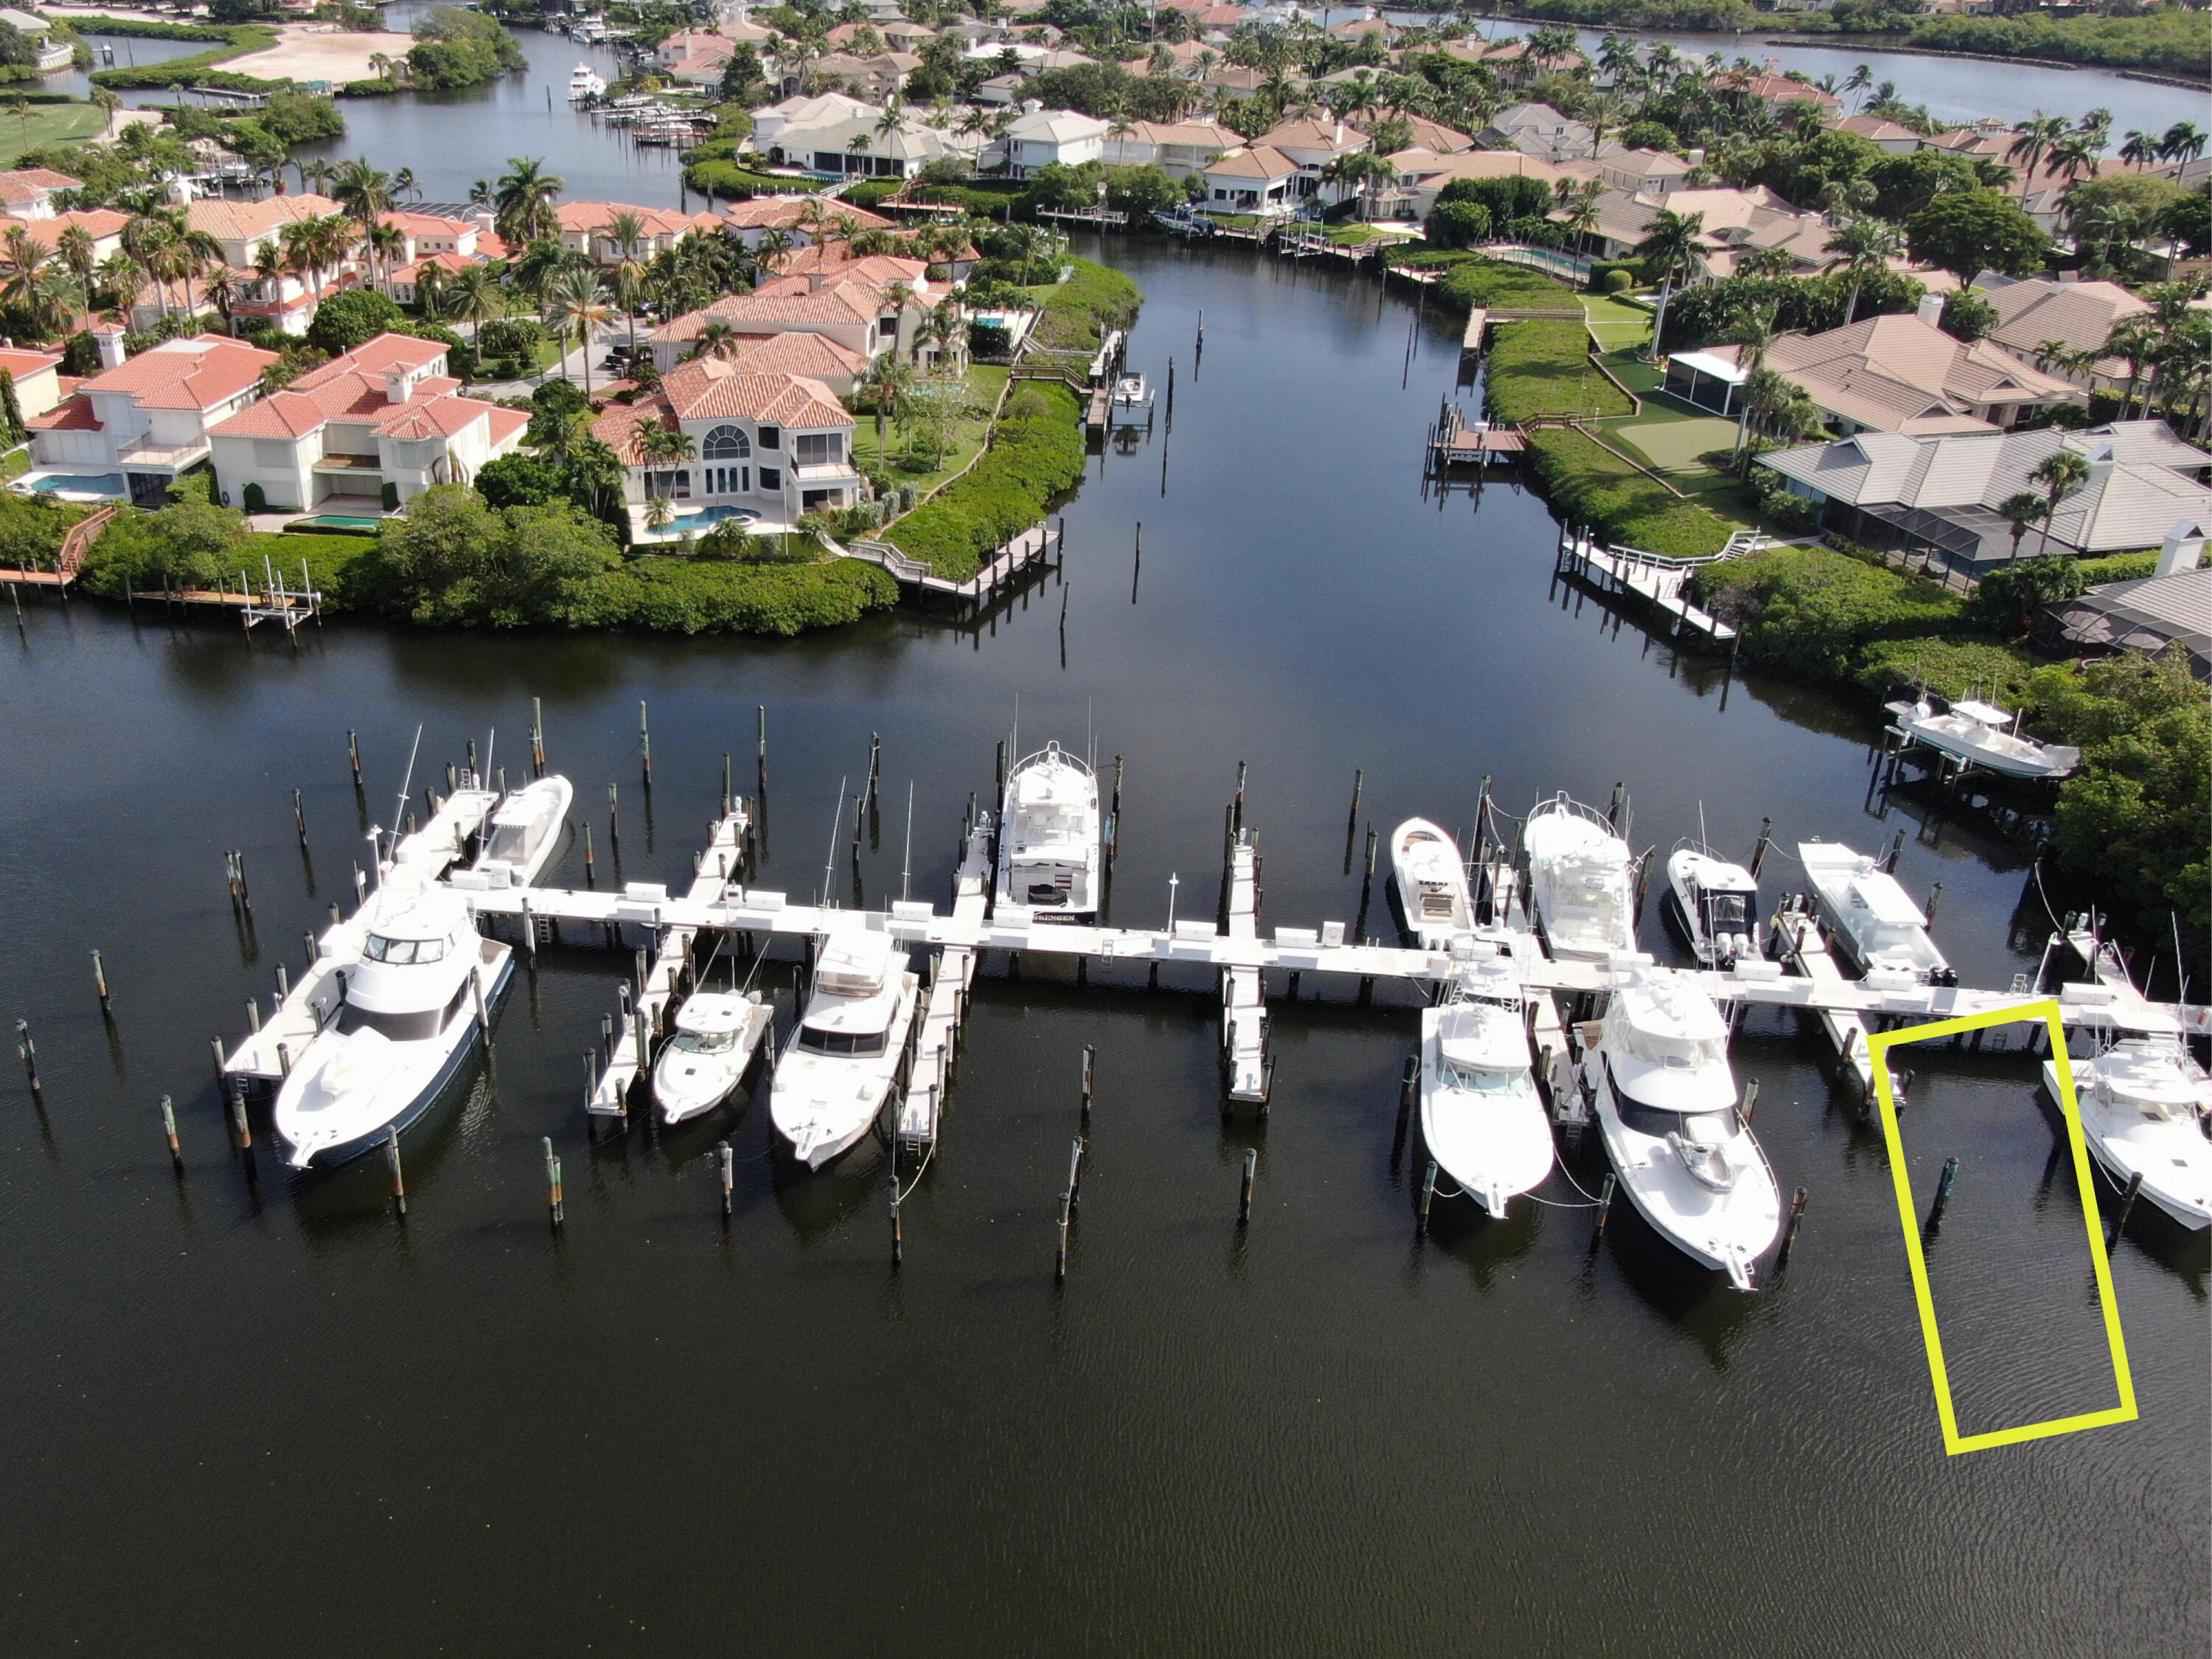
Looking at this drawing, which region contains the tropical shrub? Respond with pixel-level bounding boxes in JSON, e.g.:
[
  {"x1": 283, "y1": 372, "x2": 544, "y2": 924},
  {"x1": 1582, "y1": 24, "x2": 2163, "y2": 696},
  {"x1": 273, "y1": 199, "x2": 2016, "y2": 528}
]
[{"x1": 885, "y1": 382, "x2": 1082, "y2": 580}]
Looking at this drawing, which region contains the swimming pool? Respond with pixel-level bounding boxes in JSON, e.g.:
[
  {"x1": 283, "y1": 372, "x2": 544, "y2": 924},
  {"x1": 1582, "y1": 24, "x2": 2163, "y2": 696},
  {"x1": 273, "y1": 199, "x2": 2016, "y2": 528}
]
[
  {"x1": 288, "y1": 513, "x2": 385, "y2": 531},
  {"x1": 21, "y1": 473, "x2": 125, "y2": 498},
  {"x1": 667, "y1": 505, "x2": 759, "y2": 533}
]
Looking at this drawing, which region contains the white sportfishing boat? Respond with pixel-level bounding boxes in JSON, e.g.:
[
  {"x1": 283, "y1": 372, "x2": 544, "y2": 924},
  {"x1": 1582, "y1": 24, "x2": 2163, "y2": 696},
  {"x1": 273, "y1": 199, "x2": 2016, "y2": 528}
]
[
  {"x1": 1524, "y1": 793, "x2": 1638, "y2": 961},
  {"x1": 1885, "y1": 694, "x2": 2079, "y2": 782},
  {"x1": 1420, "y1": 950, "x2": 1553, "y2": 1217},
  {"x1": 1666, "y1": 846, "x2": 1763, "y2": 967},
  {"x1": 1391, "y1": 817, "x2": 1472, "y2": 950},
  {"x1": 568, "y1": 64, "x2": 606, "y2": 100},
  {"x1": 1107, "y1": 372, "x2": 1152, "y2": 424},
  {"x1": 653, "y1": 990, "x2": 773, "y2": 1124},
  {"x1": 274, "y1": 882, "x2": 509, "y2": 1169},
  {"x1": 1583, "y1": 970, "x2": 1781, "y2": 1289},
  {"x1": 770, "y1": 932, "x2": 919, "y2": 1169},
  {"x1": 1798, "y1": 841, "x2": 1955, "y2": 985},
  {"x1": 995, "y1": 741, "x2": 1101, "y2": 922},
  {"x1": 451, "y1": 774, "x2": 571, "y2": 889},
  {"x1": 2043, "y1": 1039, "x2": 2212, "y2": 1230}
]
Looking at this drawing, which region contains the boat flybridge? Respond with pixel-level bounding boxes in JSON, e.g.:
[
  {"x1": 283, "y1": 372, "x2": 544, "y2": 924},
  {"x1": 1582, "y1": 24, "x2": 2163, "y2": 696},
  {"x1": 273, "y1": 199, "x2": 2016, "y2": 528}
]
[
  {"x1": 1666, "y1": 846, "x2": 1764, "y2": 968},
  {"x1": 1583, "y1": 969, "x2": 1781, "y2": 1290},
  {"x1": 1885, "y1": 693, "x2": 2079, "y2": 782},
  {"x1": 1390, "y1": 817, "x2": 1472, "y2": 950},
  {"x1": 568, "y1": 63, "x2": 606, "y2": 100},
  {"x1": 2043, "y1": 1038, "x2": 2212, "y2": 1231},
  {"x1": 1107, "y1": 373, "x2": 1153, "y2": 424},
  {"x1": 1420, "y1": 946, "x2": 1553, "y2": 1217},
  {"x1": 770, "y1": 931, "x2": 920, "y2": 1169},
  {"x1": 274, "y1": 877, "x2": 510, "y2": 1169},
  {"x1": 653, "y1": 990, "x2": 774, "y2": 1125},
  {"x1": 448, "y1": 774, "x2": 572, "y2": 890},
  {"x1": 995, "y1": 741, "x2": 1102, "y2": 923},
  {"x1": 1798, "y1": 841, "x2": 1955, "y2": 986},
  {"x1": 1524, "y1": 793, "x2": 1638, "y2": 961}
]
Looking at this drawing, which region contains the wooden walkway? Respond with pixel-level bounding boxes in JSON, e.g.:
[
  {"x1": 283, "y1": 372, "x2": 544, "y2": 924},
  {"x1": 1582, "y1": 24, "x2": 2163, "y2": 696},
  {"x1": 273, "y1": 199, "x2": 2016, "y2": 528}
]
[
  {"x1": 1555, "y1": 529, "x2": 1756, "y2": 644},
  {"x1": 1, "y1": 504, "x2": 115, "y2": 591},
  {"x1": 845, "y1": 521, "x2": 1062, "y2": 612}
]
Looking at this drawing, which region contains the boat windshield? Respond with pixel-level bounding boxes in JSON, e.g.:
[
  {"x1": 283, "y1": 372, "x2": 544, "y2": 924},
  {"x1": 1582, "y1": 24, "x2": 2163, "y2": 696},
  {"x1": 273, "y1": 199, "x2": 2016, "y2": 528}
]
[
  {"x1": 674, "y1": 1028, "x2": 740, "y2": 1055},
  {"x1": 796, "y1": 1026, "x2": 887, "y2": 1057},
  {"x1": 361, "y1": 933, "x2": 448, "y2": 964},
  {"x1": 1704, "y1": 894, "x2": 1750, "y2": 928},
  {"x1": 1442, "y1": 1061, "x2": 1531, "y2": 1095},
  {"x1": 482, "y1": 818, "x2": 543, "y2": 862},
  {"x1": 1615, "y1": 1097, "x2": 1739, "y2": 1141}
]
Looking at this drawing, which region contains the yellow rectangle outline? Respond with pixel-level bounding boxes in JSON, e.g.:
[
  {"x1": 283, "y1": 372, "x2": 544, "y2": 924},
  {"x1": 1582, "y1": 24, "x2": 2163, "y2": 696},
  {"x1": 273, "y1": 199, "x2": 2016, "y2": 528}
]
[{"x1": 1866, "y1": 1000, "x2": 2136, "y2": 1455}]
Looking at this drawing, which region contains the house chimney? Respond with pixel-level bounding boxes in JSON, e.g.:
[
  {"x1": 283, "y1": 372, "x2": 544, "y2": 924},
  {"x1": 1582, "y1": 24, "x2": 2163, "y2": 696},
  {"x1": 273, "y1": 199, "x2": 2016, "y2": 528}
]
[
  {"x1": 91, "y1": 324, "x2": 126, "y2": 370},
  {"x1": 2156, "y1": 519, "x2": 2205, "y2": 577},
  {"x1": 1916, "y1": 293, "x2": 1944, "y2": 327}
]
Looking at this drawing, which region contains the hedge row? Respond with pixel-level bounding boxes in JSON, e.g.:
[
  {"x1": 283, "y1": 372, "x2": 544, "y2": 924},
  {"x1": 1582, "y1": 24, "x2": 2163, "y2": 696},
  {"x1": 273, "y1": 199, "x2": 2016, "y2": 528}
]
[
  {"x1": 586, "y1": 555, "x2": 898, "y2": 635},
  {"x1": 1484, "y1": 319, "x2": 1632, "y2": 423},
  {"x1": 1027, "y1": 257, "x2": 1143, "y2": 355},
  {"x1": 1523, "y1": 428, "x2": 1735, "y2": 559},
  {"x1": 885, "y1": 383, "x2": 1084, "y2": 580},
  {"x1": 1692, "y1": 545, "x2": 1966, "y2": 681}
]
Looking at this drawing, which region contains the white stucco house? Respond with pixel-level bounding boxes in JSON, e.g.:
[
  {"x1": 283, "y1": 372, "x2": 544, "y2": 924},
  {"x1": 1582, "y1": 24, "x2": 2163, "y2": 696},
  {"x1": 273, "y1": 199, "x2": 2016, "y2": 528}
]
[
  {"x1": 24, "y1": 329, "x2": 276, "y2": 504},
  {"x1": 206, "y1": 333, "x2": 528, "y2": 513},
  {"x1": 995, "y1": 106, "x2": 1109, "y2": 176}
]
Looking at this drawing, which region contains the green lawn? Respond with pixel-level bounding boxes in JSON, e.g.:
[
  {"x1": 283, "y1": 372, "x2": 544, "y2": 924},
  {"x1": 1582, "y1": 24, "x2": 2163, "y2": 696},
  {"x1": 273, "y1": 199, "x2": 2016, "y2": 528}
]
[
  {"x1": 1605, "y1": 412, "x2": 1739, "y2": 474},
  {"x1": 0, "y1": 102, "x2": 107, "y2": 168},
  {"x1": 0, "y1": 444, "x2": 28, "y2": 481},
  {"x1": 852, "y1": 364, "x2": 1009, "y2": 499}
]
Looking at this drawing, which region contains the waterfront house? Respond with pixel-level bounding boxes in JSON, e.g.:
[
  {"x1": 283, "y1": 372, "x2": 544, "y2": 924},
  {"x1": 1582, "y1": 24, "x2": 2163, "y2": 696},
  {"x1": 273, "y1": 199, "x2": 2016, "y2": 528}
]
[
  {"x1": 647, "y1": 263, "x2": 956, "y2": 374},
  {"x1": 759, "y1": 103, "x2": 978, "y2": 178},
  {"x1": 1758, "y1": 420, "x2": 2212, "y2": 571},
  {"x1": 0, "y1": 7, "x2": 80, "y2": 74},
  {"x1": 591, "y1": 359, "x2": 862, "y2": 539},
  {"x1": 1826, "y1": 115, "x2": 1926, "y2": 155},
  {"x1": 1973, "y1": 275, "x2": 2159, "y2": 395},
  {"x1": 0, "y1": 344, "x2": 63, "y2": 420},
  {"x1": 721, "y1": 193, "x2": 897, "y2": 251},
  {"x1": 1562, "y1": 147, "x2": 1692, "y2": 199},
  {"x1": 0, "y1": 206, "x2": 126, "y2": 266},
  {"x1": 995, "y1": 107, "x2": 1110, "y2": 176},
  {"x1": 1100, "y1": 119, "x2": 1239, "y2": 179},
  {"x1": 556, "y1": 202, "x2": 726, "y2": 265},
  {"x1": 1680, "y1": 306, "x2": 2081, "y2": 435},
  {"x1": 25, "y1": 330, "x2": 276, "y2": 504},
  {"x1": 1481, "y1": 103, "x2": 1613, "y2": 167},
  {"x1": 1198, "y1": 147, "x2": 1301, "y2": 215},
  {"x1": 206, "y1": 332, "x2": 527, "y2": 514},
  {"x1": 751, "y1": 91, "x2": 875, "y2": 150},
  {"x1": 1255, "y1": 117, "x2": 1370, "y2": 200},
  {"x1": 0, "y1": 166, "x2": 78, "y2": 219},
  {"x1": 1716, "y1": 63, "x2": 1840, "y2": 117},
  {"x1": 1566, "y1": 184, "x2": 1833, "y2": 276},
  {"x1": 1379, "y1": 147, "x2": 1563, "y2": 222}
]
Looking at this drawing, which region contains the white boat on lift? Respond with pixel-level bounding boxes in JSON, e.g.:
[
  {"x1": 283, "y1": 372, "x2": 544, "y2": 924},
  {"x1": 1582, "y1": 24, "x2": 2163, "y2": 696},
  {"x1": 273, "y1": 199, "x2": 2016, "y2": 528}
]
[
  {"x1": 1798, "y1": 841, "x2": 1955, "y2": 985},
  {"x1": 1885, "y1": 693, "x2": 2079, "y2": 781},
  {"x1": 1524, "y1": 793, "x2": 1638, "y2": 961},
  {"x1": 451, "y1": 774, "x2": 571, "y2": 889},
  {"x1": 770, "y1": 932, "x2": 920, "y2": 1169},
  {"x1": 1107, "y1": 372, "x2": 1152, "y2": 424},
  {"x1": 653, "y1": 990, "x2": 773, "y2": 1124},
  {"x1": 1666, "y1": 846, "x2": 1763, "y2": 967},
  {"x1": 1582, "y1": 970, "x2": 1781, "y2": 1289},
  {"x1": 1420, "y1": 948, "x2": 1553, "y2": 1217},
  {"x1": 568, "y1": 63, "x2": 606, "y2": 100},
  {"x1": 995, "y1": 740, "x2": 1102, "y2": 923},
  {"x1": 274, "y1": 880, "x2": 509, "y2": 1169},
  {"x1": 1390, "y1": 817, "x2": 1472, "y2": 950},
  {"x1": 2043, "y1": 1039, "x2": 2212, "y2": 1231}
]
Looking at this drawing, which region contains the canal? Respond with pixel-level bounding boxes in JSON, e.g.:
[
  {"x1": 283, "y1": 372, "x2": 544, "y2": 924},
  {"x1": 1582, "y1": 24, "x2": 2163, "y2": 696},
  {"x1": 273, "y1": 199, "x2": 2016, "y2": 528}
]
[{"x1": 0, "y1": 237, "x2": 2202, "y2": 1654}]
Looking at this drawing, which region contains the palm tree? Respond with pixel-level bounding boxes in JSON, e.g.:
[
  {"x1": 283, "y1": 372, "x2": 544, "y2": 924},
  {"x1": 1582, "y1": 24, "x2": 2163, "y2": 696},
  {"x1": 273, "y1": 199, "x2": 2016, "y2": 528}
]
[
  {"x1": 2005, "y1": 114, "x2": 2069, "y2": 201},
  {"x1": 1634, "y1": 208, "x2": 1705, "y2": 360},
  {"x1": 446, "y1": 262, "x2": 502, "y2": 341},
  {"x1": 1823, "y1": 216, "x2": 1902, "y2": 327},
  {"x1": 54, "y1": 222, "x2": 95, "y2": 324},
  {"x1": 1996, "y1": 490, "x2": 2049, "y2": 564},
  {"x1": 603, "y1": 207, "x2": 649, "y2": 355},
  {"x1": 688, "y1": 320, "x2": 740, "y2": 361},
  {"x1": 1842, "y1": 63, "x2": 1871, "y2": 115},
  {"x1": 2103, "y1": 314, "x2": 2163, "y2": 420},
  {"x1": 2118, "y1": 130, "x2": 2158, "y2": 172},
  {"x1": 2158, "y1": 122, "x2": 2207, "y2": 165},
  {"x1": 493, "y1": 157, "x2": 566, "y2": 248},
  {"x1": 365, "y1": 218, "x2": 406, "y2": 292},
  {"x1": 858, "y1": 349, "x2": 912, "y2": 457},
  {"x1": 1322, "y1": 149, "x2": 1395, "y2": 219},
  {"x1": 543, "y1": 265, "x2": 611, "y2": 394},
  {"x1": 0, "y1": 226, "x2": 51, "y2": 322},
  {"x1": 2028, "y1": 449, "x2": 2091, "y2": 557},
  {"x1": 2048, "y1": 131, "x2": 2101, "y2": 191},
  {"x1": 1724, "y1": 303, "x2": 1779, "y2": 468},
  {"x1": 393, "y1": 167, "x2": 419, "y2": 202},
  {"x1": 331, "y1": 156, "x2": 393, "y2": 240},
  {"x1": 414, "y1": 260, "x2": 448, "y2": 323}
]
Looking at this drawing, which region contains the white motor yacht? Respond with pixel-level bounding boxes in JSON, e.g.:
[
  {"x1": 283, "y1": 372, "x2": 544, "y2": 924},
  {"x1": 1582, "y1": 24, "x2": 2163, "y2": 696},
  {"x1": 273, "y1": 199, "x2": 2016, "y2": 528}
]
[
  {"x1": 1391, "y1": 817, "x2": 1472, "y2": 950},
  {"x1": 1582, "y1": 970, "x2": 1781, "y2": 1289},
  {"x1": 653, "y1": 990, "x2": 773, "y2": 1125},
  {"x1": 2043, "y1": 1039, "x2": 2212, "y2": 1230},
  {"x1": 274, "y1": 880, "x2": 509, "y2": 1169},
  {"x1": 995, "y1": 742, "x2": 1101, "y2": 922},
  {"x1": 770, "y1": 933, "x2": 920, "y2": 1169},
  {"x1": 451, "y1": 774, "x2": 571, "y2": 889},
  {"x1": 1666, "y1": 846, "x2": 1763, "y2": 967},
  {"x1": 1524, "y1": 793, "x2": 1638, "y2": 961},
  {"x1": 568, "y1": 64, "x2": 606, "y2": 100},
  {"x1": 1420, "y1": 951, "x2": 1553, "y2": 1217},
  {"x1": 1885, "y1": 694, "x2": 2079, "y2": 781},
  {"x1": 1798, "y1": 841, "x2": 1954, "y2": 985}
]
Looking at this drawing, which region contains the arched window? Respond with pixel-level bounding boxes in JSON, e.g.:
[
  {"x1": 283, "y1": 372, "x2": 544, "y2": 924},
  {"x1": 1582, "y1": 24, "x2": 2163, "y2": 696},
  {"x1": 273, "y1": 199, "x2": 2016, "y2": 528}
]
[{"x1": 703, "y1": 424, "x2": 750, "y2": 459}]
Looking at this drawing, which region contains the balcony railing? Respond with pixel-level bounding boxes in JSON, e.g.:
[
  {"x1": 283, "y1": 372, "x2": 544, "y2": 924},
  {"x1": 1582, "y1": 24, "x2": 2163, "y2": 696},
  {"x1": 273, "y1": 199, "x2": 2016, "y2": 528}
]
[{"x1": 116, "y1": 438, "x2": 208, "y2": 470}]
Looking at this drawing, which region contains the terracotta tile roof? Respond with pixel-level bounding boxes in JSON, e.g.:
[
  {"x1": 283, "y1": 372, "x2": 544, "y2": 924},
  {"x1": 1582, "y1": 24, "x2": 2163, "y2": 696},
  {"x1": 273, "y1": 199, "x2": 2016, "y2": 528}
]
[
  {"x1": 476, "y1": 231, "x2": 510, "y2": 258},
  {"x1": 379, "y1": 209, "x2": 477, "y2": 237},
  {"x1": 718, "y1": 330, "x2": 871, "y2": 380},
  {"x1": 392, "y1": 251, "x2": 478, "y2": 282},
  {"x1": 0, "y1": 208, "x2": 126, "y2": 250},
  {"x1": 0, "y1": 346, "x2": 59, "y2": 376},
  {"x1": 1205, "y1": 146, "x2": 1301, "y2": 181},
  {"x1": 187, "y1": 193, "x2": 343, "y2": 244},
  {"x1": 723, "y1": 194, "x2": 894, "y2": 233},
  {"x1": 556, "y1": 201, "x2": 726, "y2": 238},
  {"x1": 0, "y1": 167, "x2": 78, "y2": 196},
  {"x1": 482, "y1": 405, "x2": 528, "y2": 447},
  {"x1": 1256, "y1": 118, "x2": 1365, "y2": 154},
  {"x1": 209, "y1": 387, "x2": 327, "y2": 438},
  {"x1": 81, "y1": 334, "x2": 276, "y2": 411},
  {"x1": 376, "y1": 394, "x2": 501, "y2": 439},
  {"x1": 316, "y1": 333, "x2": 450, "y2": 376},
  {"x1": 655, "y1": 281, "x2": 886, "y2": 335},
  {"x1": 592, "y1": 395, "x2": 676, "y2": 464},
  {"x1": 27, "y1": 392, "x2": 97, "y2": 431},
  {"x1": 661, "y1": 361, "x2": 854, "y2": 426}
]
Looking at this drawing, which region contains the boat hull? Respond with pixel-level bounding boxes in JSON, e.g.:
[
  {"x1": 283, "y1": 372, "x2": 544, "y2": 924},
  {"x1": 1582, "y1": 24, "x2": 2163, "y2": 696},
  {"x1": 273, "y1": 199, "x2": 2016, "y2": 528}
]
[
  {"x1": 654, "y1": 1001, "x2": 773, "y2": 1125},
  {"x1": 1587, "y1": 1064, "x2": 1781, "y2": 1289},
  {"x1": 2042, "y1": 1060, "x2": 2212, "y2": 1230}
]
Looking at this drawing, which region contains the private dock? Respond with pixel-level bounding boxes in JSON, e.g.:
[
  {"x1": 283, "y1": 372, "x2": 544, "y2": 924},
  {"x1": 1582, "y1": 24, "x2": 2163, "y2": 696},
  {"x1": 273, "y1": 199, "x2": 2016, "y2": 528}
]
[
  {"x1": 1425, "y1": 401, "x2": 1526, "y2": 473},
  {"x1": 844, "y1": 521, "x2": 1062, "y2": 613},
  {"x1": 1553, "y1": 529, "x2": 1775, "y2": 644}
]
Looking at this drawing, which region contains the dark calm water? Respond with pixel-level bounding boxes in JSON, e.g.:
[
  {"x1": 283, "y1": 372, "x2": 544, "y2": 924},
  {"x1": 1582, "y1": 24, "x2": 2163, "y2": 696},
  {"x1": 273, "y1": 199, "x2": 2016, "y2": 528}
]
[{"x1": 0, "y1": 241, "x2": 2203, "y2": 1656}]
